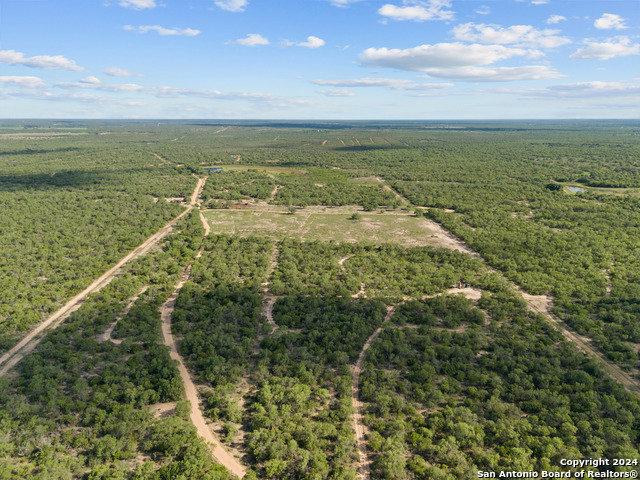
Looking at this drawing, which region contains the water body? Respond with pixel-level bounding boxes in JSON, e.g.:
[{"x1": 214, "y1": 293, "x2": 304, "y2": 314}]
[{"x1": 567, "y1": 186, "x2": 587, "y2": 193}]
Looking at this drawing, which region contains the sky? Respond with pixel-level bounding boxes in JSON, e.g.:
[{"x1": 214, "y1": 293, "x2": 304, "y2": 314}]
[{"x1": 0, "y1": 0, "x2": 638, "y2": 119}]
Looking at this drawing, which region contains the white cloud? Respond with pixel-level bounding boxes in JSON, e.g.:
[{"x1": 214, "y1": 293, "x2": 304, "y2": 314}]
[
  {"x1": 311, "y1": 77, "x2": 453, "y2": 90},
  {"x1": 214, "y1": 0, "x2": 247, "y2": 12},
  {"x1": 104, "y1": 67, "x2": 143, "y2": 77},
  {"x1": 123, "y1": 25, "x2": 200, "y2": 36},
  {"x1": 118, "y1": 0, "x2": 156, "y2": 9},
  {"x1": 359, "y1": 42, "x2": 529, "y2": 71},
  {"x1": 235, "y1": 33, "x2": 270, "y2": 46},
  {"x1": 530, "y1": 0, "x2": 548, "y2": 4},
  {"x1": 297, "y1": 36, "x2": 326, "y2": 48},
  {"x1": 56, "y1": 82, "x2": 146, "y2": 93},
  {"x1": 398, "y1": 82, "x2": 454, "y2": 90},
  {"x1": 378, "y1": 1, "x2": 454, "y2": 22},
  {"x1": 594, "y1": 13, "x2": 628, "y2": 30},
  {"x1": 317, "y1": 89, "x2": 356, "y2": 97},
  {"x1": 312, "y1": 78, "x2": 415, "y2": 88},
  {"x1": 79, "y1": 76, "x2": 101, "y2": 84},
  {"x1": 512, "y1": 81, "x2": 640, "y2": 99},
  {"x1": 0, "y1": 76, "x2": 47, "y2": 88},
  {"x1": 548, "y1": 81, "x2": 640, "y2": 96},
  {"x1": 0, "y1": 50, "x2": 84, "y2": 71},
  {"x1": 420, "y1": 65, "x2": 564, "y2": 81},
  {"x1": 570, "y1": 36, "x2": 640, "y2": 60},
  {"x1": 475, "y1": 6, "x2": 490, "y2": 15},
  {"x1": 2, "y1": 89, "x2": 148, "y2": 107},
  {"x1": 452, "y1": 23, "x2": 571, "y2": 49},
  {"x1": 53, "y1": 80, "x2": 310, "y2": 107},
  {"x1": 324, "y1": 0, "x2": 363, "y2": 7},
  {"x1": 546, "y1": 15, "x2": 566, "y2": 25}
]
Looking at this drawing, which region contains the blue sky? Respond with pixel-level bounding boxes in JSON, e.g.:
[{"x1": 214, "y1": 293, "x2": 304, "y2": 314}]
[{"x1": 0, "y1": 0, "x2": 638, "y2": 119}]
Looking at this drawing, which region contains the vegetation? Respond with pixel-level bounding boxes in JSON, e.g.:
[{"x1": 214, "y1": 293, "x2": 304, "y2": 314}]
[
  {"x1": 362, "y1": 297, "x2": 640, "y2": 479},
  {"x1": 2, "y1": 120, "x2": 640, "y2": 479},
  {"x1": 0, "y1": 213, "x2": 236, "y2": 479}
]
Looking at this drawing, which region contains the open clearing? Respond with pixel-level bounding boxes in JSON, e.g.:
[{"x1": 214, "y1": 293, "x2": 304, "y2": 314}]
[
  {"x1": 202, "y1": 164, "x2": 305, "y2": 175},
  {"x1": 204, "y1": 210, "x2": 454, "y2": 248}
]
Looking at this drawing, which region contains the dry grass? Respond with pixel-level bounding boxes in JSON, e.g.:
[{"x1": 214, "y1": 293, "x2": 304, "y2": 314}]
[{"x1": 203, "y1": 210, "x2": 453, "y2": 248}]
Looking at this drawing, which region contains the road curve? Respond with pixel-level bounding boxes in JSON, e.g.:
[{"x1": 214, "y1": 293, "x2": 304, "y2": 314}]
[{"x1": 160, "y1": 270, "x2": 247, "y2": 479}]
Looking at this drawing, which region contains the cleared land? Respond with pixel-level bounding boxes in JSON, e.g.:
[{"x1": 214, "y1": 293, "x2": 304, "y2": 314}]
[
  {"x1": 204, "y1": 210, "x2": 457, "y2": 248},
  {"x1": 202, "y1": 164, "x2": 305, "y2": 175}
]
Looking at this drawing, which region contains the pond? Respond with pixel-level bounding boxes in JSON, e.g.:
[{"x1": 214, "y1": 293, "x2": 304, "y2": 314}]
[{"x1": 567, "y1": 186, "x2": 587, "y2": 193}]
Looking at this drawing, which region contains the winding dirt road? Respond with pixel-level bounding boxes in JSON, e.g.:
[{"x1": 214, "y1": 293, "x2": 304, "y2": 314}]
[
  {"x1": 262, "y1": 296, "x2": 279, "y2": 332},
  {"x1": 160, "y1": 269, "x2": 246, "y2": 478},
  {"x1": 382, "y1": 181, "x2": 640, "y2": 397},
  {"x1": 351, "y1": 306, "x2": 395, "y2": 480},
  {"x1": 100, "y1": 285, "x2": 149, "y2": 344},
  {"x1": 159, "y1": 176, "x2": 248, "y2": 477}
]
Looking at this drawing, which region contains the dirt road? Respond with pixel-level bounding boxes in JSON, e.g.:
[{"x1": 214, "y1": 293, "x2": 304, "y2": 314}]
[
  {"x1": 160, "y1": 268, "x2": 247, "y2": 478},
  {"x1": 0, "y1": 177, "x2": 205, "y2": 377},
  {"x1": 338, "y1": 255, "x2": 353, "y2": 272},
  {"x1": 191, "y1": 177, "x2": 206, "y2": 206},
  {"x1": 377, "y1": 178, "x2": 640, "y2": 396},
  {"x1": 351, "y1": 306, "x2": 394, "y2": 480},
  {"x1": 100, "y1": 285, "x2": 149, "y2": 344},
  {"x1": 157, "y1": 175, "x2": 247, "y2": 477},
  {"x1": 199, "y1": 211, "x2": 211, "y2": 237},
  {"x1": 262, "y1": 296, "x2": 279, "y2": 332},
  {"x1": 521, "y1": 292, "x2": 640, "y2": 396}
]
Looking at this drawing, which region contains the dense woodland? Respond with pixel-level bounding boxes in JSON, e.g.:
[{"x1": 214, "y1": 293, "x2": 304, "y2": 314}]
[
  {"x1": 364, "y1": 295, "x2": 640, "y2": 479},
  {"x1": 1, "y1": 120, "x2": 640, "y2": 479},
  {"x1": 0, "y1": 135, "x2": 195, "y2": 352},
  {"x1": 0, "y1": 213, "x2": 237, "y2": 479}
]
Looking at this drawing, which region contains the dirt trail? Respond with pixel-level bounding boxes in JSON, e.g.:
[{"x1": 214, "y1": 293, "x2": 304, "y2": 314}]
[
  {"x1": 151, "y1": 152, "x2": 171, "y2": 165},
  {"x1": 267, "y1": 185, "x2": 282, "y2": 203},
  {"x1": 262, "y1": 296, "x2": 279, "y2": 332},
  {"x1": 375, "y1": 181, "x2": 480, "y2": 258},
  {"x1": 338, "y1": 255, "x2": 353, "y2": 272},
  {"x1": 0, "y1": 182, "x2": 206, "y2": 376},
  {"x1": 199, "y1": 211, "x2": 211, "y2": 237},
  {"x1": 382, "y1": 184, "x2": 406, "y2": 204},
  {"x1": 351, "y1": 305, "x2": 394, "y2": 480},
  {"x1": 369, "y1": 138, "x2": 374, "y2": 144},
  {"x1": 160, "y1": 268, "x2": 246, "y2": 478},
  {"x1": 374, "y1": 176, "x2": 640, "y2": 397},
  {"x1": 338, "y1": 138, "x2": 346, "y2": 146},
  {"x1": 190, "y1": 176, "x2": 206, "y2": 206},
  {"x1": 521, "y1": 291, "x2": 640, "y2": 396},
  {"x1": 429, "y1": 220, "x2": 640, "y2": 395},
  {"x1": 352, "y1": 283, "x2": 366, "y2": 298},
  {"x1": 262, "y1": 244, "x2": 280, "y2": 288},
  {"x1": 0, "y1": 177, "x2": 206, "y2": 376},
  {"x1": 100, "y1": 285, "x2": 149, "y2": 344},
  {"x1": 322, "y1": 140, "x2": 328, "y2": 146},
  {"x1": 156, "y1": 176, "x2": 247, "y2": 477}
]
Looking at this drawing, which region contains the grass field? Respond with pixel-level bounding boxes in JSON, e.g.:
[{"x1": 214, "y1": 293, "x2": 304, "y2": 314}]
[
  {"x1": 564, "y1": 184, "x2": 640, "y2": 196},
  {"x1": 203, "y1": 210, "x2": 442, "y2": 247},
  {"x1": 202, "y1": 164, "x2": 305, "y2": 175}
]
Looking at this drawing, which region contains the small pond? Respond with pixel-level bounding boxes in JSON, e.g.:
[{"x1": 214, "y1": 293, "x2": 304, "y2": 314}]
[{"x1": 567, "y1": 186, "x2": 587, "y2": 193}]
